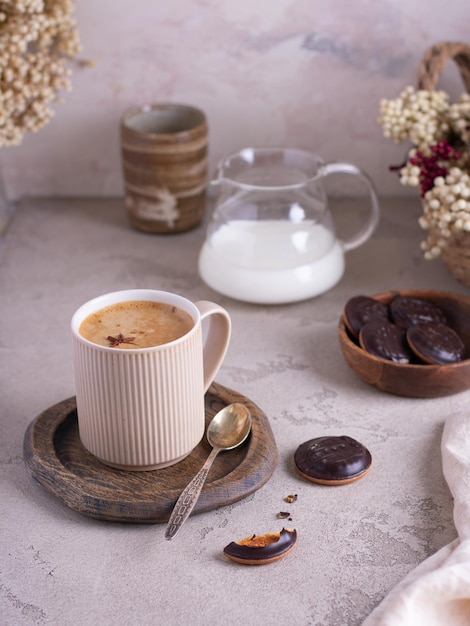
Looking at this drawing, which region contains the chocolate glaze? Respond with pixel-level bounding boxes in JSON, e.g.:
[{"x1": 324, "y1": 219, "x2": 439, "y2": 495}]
[
  {"x1": 294, "y1": 435, "x2": 372, "y2": 483},
  {"x1": 359, "y1": 320, "x2": 413, "y2": 363},
  {"x1": 343, "y1": 296, "x2": 389, "y2": 338},
  {"x1": 390, "y1": 296, "x2": 447, "y2": 330},
  {"x1": 407, "y1": 321, "x2": 465, "y2": 364},
  {"x1": 223, "y1": 528, "x2": 297, "y2": 563}
]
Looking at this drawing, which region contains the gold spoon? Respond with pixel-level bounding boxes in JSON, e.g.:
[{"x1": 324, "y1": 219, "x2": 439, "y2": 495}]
[{"x1": 165, "y1": 403, "x2": 252, "y2": 540}]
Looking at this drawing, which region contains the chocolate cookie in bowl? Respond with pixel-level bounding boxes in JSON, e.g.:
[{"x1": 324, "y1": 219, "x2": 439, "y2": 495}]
[
  {"x1": 338, "y1": 289, "x2": 470, "y2": 398},
  {"x1": 389, "y1": 296, "x2": 447, "y2": 329}
]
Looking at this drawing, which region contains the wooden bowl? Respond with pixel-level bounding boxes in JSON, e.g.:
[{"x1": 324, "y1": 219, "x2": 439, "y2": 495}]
[{"x1": 338, "y1": 289, "x2": 470, "y2": 398}]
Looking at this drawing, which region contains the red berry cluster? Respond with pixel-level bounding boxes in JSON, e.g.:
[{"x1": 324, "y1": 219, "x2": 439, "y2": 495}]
[{"x1": 409, "y1": 140, "x2": 462, "y2": 196}]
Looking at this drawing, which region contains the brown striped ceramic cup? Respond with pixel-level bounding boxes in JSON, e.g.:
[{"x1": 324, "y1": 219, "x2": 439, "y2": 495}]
[{"x1": 121, "y1": 103, "x2": 208, "y2": 233}]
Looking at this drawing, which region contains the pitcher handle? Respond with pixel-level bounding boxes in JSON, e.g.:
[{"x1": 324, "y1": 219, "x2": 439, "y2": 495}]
[
  {"x1": 318, "y1": 162, "x2": 380, "y2": 252},
  {"x1": 195, "y1": 301, "x2": 231, "y2": 392}
]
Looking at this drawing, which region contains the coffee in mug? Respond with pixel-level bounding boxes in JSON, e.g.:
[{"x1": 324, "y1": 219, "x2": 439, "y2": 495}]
[
  {"x1": 71, "y1": 289, "x2": 231, "y2": 470},
  {"x1": 79, "y1": 300, "x2": 194, "y2": 349}
]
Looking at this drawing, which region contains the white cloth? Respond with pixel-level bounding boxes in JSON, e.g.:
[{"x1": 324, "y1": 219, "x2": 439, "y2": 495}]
[{"x1": 363, "y1": 412, "x2": 470, "y2": 626}]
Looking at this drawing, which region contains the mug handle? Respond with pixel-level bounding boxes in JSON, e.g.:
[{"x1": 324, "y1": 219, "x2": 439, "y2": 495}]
[
  {"x1": 195, "y1": 301, "x2": 231, "y2": 391},
  {"x1": 318, "y1": 162, "x2": 380, "y2": 252}
]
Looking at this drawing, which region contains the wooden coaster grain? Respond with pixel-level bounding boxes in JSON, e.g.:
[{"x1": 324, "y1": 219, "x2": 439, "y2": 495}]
[{"x1": 23, "y1": 382, "x2": 278, "y2": 523}]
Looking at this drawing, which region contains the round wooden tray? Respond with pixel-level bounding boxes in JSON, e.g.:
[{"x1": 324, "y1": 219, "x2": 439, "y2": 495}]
[{"x1": 23, "y1": 382, "x2": 278, "y2": 523}]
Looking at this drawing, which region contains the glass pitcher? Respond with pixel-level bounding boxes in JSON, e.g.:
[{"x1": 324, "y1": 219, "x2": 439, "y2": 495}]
[{"x1": 198, "y1": 147, "x2": 380, "y2": 304}]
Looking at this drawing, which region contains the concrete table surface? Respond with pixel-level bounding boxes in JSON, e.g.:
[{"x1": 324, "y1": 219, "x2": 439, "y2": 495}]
[{"x1": 1, "y1": 196, "x2": 468, "y2": 626}]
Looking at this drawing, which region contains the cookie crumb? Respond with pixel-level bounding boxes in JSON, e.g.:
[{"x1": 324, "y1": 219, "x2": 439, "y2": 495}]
[{"x1": 284, "y1": 494, "x2": 298, "y2": 503}]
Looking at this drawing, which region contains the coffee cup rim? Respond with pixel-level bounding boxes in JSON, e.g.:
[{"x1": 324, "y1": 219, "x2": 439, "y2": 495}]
[
  {"x1": 121, "y1": 103, "x2": 206, "y2": 137},
  {"x1": 71, "y1": 289, "x2": 200, "y2": 352}
]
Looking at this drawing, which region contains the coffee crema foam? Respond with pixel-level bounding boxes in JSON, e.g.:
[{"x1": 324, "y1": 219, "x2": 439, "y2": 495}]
[{"x1": 79, "y1": 300, "x2": 194, "y2": 348}]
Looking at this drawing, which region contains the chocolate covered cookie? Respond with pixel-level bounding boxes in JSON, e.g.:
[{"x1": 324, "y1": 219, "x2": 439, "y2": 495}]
[
  {"x1": 390, "y1": 296, "x2": 447, "y2": 329},
  {"x1": 343, "y1": 296, "x2": 389, "y2": 338},
  {"x1": 223, "y1": 528, "x2": 297, "y2": 565},
  {"x1": 359, "y1": 320, "x2": 413, "y2": 364},
  {"x1": 294, "y1": 435, "x2": 372, "y2": 485},
  {"x1": 407, "y1": 321, "x2": 465, "y2": 364}
]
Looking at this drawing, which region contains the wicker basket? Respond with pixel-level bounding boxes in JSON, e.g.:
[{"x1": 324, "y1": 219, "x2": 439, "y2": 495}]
[{"x1": 417, "y1": 41, "x2": 470, "y2": 286}]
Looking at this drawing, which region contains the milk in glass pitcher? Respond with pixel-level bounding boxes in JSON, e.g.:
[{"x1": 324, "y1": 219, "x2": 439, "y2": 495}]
[{"x1": 198, "y1": 147, "x2": 380, "y2": 304}]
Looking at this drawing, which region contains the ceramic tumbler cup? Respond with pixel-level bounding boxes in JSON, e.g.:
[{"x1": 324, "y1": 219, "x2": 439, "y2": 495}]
[
  {"x1": 120, "y1": 103, "x2": 208, "y2": 233},
  {"x1": 71, "y1": 289, "x2": 231, "y2": 471}
]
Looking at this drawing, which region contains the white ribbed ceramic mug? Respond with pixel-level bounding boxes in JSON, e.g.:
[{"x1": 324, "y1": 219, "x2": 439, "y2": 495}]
[{"x1": 71, "y1": 289, "x2": 231, "y2": 470}]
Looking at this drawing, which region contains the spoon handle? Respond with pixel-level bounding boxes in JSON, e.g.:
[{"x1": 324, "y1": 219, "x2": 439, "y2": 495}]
[{"x1": 165, "y1": 447, "x2": 220, "y2": 540}]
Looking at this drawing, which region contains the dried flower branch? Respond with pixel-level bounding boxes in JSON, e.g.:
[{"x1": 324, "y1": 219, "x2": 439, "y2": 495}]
[
  {"x1": 379, "y1": 86, "x2": 470, "y2": 259},
  {"x1": 0, "y1": 0, "x2": 83, "y2": 147}
]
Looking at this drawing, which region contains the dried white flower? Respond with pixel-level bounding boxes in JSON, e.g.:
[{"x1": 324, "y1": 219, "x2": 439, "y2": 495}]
[
  {"x1": 0, "y1": 0, "x2": 83, "y2": 146},
  {"x1": 420, "y1": 165, "x2": 470, "y2": 257},
  {"x1": 378, "y1": 87, "x2": 450, "y2": 149}
]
